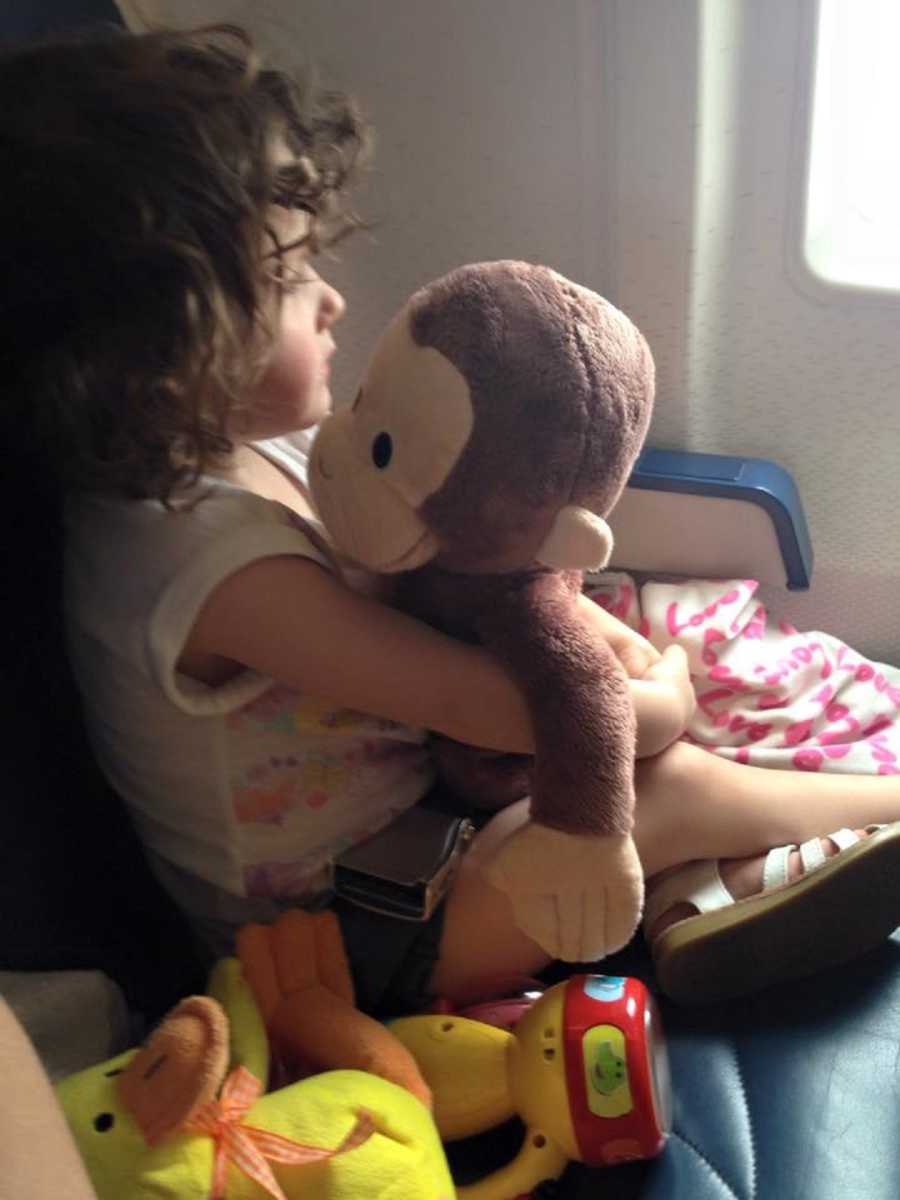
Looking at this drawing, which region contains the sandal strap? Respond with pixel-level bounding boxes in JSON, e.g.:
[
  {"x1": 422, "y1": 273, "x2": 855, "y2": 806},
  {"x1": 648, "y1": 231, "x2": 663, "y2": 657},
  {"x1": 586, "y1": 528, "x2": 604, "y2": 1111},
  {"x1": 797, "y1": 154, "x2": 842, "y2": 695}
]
[
  {"x1": 764, "y1": 827, "x2": 862, "y2": 890},
  {"x1": 798, "y1": 836, "x2": 828, "y2": 873},
  {"x1": 643, "y1": 859, "x2": 734, "y2": 933},
  {"x1": 823, "y1": 827, "x2": 861, "y2": 853},
  {"x1": 762, "y1": 842, "x2": 796, "y2": 890}
]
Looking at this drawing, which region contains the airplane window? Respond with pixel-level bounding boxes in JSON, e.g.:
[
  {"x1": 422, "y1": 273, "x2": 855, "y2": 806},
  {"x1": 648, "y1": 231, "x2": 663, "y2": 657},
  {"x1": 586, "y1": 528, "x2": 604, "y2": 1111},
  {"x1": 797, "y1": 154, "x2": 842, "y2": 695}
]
[{"x1": 804, "y1": 0, "x2": 900, "y2": 291}]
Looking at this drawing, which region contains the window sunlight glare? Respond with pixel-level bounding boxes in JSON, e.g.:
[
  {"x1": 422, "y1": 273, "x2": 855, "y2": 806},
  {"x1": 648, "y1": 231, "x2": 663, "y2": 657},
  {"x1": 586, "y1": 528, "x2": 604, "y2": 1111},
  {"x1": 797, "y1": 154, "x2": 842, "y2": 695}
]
[{"x1": 806, "y1": 0, "x2": 900, "y2": 290}]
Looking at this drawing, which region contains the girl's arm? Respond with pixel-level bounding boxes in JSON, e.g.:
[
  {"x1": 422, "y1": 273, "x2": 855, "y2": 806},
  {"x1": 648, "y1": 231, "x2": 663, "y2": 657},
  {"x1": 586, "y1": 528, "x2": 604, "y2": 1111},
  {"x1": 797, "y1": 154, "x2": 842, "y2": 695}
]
[
  {"x1": 185, "y1": 555, "x2": 693, "y2": 756},
  {"x1": 186, "y1": 555, "x2": 534, "y2": 752},
  {"x1": 626, "y1": 652, "x2": 695, "y2": 757}
]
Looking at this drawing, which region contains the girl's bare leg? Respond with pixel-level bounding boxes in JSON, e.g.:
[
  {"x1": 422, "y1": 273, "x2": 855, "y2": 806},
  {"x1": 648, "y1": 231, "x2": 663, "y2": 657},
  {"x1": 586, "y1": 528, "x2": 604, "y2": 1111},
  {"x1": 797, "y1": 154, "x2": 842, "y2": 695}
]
[
  {"x1": 430, "y1": 739, "x2": 900, "y2": 1001},
  {"x1": 631, "y1": 739, "x2": 900, "y2": 878},
  {"x1": 429, "y1": 797, "x2": 545, "y2": 1001}
]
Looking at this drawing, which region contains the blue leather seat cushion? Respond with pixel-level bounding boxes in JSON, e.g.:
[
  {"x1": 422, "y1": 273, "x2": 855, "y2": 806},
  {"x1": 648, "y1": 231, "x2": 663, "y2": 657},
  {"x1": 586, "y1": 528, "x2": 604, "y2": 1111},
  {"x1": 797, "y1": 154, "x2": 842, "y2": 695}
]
[{"x1": 558, "y1": 932, "x2": 900, "y2": 1198}]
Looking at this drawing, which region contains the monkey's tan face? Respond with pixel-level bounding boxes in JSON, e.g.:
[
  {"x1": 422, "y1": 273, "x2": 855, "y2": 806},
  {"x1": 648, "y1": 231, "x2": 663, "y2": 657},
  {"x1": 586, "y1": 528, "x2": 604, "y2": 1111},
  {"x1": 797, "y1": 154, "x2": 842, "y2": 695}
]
[{"x1": 309, "y1": 306, "x2": 474, "y2": 571}]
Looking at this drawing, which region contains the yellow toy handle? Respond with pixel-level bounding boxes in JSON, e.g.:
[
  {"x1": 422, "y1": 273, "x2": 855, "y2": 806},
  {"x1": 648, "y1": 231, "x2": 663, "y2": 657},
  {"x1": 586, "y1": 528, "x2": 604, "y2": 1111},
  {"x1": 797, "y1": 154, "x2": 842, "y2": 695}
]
[{"x1": 457, "y1": 1126, "x2": 569, "y2": 1200}]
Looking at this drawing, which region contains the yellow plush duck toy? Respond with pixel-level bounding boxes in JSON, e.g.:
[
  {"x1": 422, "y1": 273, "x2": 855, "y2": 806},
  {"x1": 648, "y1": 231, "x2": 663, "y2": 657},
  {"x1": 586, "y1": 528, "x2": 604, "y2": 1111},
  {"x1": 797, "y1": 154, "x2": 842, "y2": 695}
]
[{"x1": 55, "y1": 926, "x2": 454, "y2": 1200}]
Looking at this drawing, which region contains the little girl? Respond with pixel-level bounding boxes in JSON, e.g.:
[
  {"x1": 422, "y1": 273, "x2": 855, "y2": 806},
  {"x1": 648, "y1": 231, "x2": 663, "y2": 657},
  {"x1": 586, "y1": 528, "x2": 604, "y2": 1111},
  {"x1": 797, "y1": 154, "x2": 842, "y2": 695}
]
[{"x1": 7, "y1": 23, "x2": 900, "y2": 1015}]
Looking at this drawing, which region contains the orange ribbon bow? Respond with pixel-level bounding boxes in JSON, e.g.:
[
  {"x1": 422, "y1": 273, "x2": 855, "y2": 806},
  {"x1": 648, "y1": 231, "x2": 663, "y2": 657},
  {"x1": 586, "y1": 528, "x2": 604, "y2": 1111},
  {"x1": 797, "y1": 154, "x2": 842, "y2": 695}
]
[{"x1": 187, "y1": 1066, "x2": 374, "y2": 1200}]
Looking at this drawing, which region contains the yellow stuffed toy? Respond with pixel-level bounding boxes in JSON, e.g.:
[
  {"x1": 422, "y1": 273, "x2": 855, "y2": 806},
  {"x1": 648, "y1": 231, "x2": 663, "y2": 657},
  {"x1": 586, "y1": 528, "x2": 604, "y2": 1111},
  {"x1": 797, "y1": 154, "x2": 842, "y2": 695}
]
[
  {"x1": 55, "y1": 953, "x2": 454, "y2": 1200},
  {"x1": 390, "y1": 974, "x2": 671, "y2": 1199}
]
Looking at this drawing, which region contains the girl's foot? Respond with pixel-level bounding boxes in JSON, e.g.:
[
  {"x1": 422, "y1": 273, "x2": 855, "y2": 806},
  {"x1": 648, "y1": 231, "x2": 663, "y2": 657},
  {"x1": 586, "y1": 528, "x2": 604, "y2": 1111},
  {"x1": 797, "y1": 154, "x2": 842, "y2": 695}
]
[
  {"x1": 647, "y1": 828, "x2": 874, "y2": 940},
  {"x1": 643, "y1": 822, "x2": 900, "y2": 1004}
]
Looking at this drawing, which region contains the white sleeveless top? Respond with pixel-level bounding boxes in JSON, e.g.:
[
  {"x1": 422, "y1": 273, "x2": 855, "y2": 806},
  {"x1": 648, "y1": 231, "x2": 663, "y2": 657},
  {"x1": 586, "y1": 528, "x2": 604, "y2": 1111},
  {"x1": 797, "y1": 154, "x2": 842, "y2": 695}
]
[{"x1": 64, "y1": 430, "x2": 433, "y2": 907}]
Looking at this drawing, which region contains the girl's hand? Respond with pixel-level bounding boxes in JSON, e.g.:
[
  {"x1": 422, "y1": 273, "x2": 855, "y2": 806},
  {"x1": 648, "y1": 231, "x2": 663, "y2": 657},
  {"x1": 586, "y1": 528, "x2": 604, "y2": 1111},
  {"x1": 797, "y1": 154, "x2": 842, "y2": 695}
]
[
  {"x1": 575, "y1": 595, "x2": 693, "y2": 755},
  {"x1": 576, "y1": 594, "x2": 661, "y2": 678},
  {"x1": 643, "y1": 644, "x2": 696, "y2": 719},
  {"x1": 616, "y1": 636, "x2": 662, "y2": 680},
  {"x1": 630, "y1": 645, "x2": 696, "y2": 756}
]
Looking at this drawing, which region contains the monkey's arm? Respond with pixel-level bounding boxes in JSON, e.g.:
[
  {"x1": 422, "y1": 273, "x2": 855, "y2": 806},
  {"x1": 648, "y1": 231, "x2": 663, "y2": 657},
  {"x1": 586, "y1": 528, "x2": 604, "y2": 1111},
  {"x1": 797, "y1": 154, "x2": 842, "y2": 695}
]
[
  {"x1": 475, "y1": 570, "x2": 644, "y2": 961},
  {"x1": 477, "y1": 571, "x2": 636, "y2": 836}
]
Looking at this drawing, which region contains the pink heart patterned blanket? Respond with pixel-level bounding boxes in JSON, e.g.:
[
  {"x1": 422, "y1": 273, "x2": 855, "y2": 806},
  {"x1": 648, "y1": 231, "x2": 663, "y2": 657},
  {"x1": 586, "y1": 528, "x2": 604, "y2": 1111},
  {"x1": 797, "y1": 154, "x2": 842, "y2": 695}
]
[{"x1": 586, "y1": 574, "x2": 900, "y2": 776}]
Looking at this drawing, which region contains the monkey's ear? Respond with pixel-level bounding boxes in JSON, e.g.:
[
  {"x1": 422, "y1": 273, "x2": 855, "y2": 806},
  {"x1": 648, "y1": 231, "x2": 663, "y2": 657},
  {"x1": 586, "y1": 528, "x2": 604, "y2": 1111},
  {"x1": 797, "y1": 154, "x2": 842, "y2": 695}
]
[{"x1": 535, "y1": 507, "x2": 613, "y2": 571}]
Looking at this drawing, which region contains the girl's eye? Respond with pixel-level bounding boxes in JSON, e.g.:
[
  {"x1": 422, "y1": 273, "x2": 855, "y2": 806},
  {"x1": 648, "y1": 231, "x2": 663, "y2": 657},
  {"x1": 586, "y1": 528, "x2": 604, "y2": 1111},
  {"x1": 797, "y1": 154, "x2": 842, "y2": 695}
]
[
  {"x1": 281, "y1": 269, "x2": 313, "y2": 294},
  {"x1": 371, "y1": 432, "x2": 393, "y2": 469}
]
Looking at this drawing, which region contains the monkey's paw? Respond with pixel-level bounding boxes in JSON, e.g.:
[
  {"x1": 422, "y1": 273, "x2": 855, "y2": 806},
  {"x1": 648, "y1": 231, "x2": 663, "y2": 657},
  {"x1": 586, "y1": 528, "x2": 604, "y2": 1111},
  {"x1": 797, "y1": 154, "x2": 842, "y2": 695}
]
[{"x1": 483, "y1": 825, "x2": 644, "y2": 962}]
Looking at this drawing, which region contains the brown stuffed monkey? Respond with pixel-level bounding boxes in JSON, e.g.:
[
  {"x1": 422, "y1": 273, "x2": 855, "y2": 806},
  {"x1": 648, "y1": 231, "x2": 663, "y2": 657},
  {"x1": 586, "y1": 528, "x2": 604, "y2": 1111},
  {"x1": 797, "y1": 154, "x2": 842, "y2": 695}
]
[{"x1": 310, "y1": 261, "x2": 655, "y2": 963}]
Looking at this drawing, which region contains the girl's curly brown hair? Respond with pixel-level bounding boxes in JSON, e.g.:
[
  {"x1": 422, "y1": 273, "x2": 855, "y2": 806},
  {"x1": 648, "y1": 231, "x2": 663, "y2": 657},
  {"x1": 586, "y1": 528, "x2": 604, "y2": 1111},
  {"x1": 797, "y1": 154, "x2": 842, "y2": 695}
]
[{"x1": 0, "y1": 24, "x2": 368, "y2": 502}]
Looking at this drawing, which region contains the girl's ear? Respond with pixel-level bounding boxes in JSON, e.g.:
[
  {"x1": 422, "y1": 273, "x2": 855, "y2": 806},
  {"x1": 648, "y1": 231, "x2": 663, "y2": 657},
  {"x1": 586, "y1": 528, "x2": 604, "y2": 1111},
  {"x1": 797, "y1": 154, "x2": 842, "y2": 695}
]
[{"x1": 118, "y1": 996, "x2": 230, "y2": 1145}]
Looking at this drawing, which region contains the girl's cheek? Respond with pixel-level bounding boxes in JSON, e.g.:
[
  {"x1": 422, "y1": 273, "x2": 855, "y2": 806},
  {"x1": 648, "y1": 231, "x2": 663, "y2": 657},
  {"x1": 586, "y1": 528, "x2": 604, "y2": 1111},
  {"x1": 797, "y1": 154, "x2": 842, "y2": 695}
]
[{"x1": 258, "y1": 337, "x2": 316, "y2": 405}]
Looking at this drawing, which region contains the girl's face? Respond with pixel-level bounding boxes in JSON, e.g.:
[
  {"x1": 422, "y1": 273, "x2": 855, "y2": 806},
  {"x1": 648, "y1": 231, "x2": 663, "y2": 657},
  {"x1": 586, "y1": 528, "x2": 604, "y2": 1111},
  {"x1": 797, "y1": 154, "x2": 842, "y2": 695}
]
[{"x1": 236, "y1": 217, "x2": 346, "y2": 442}]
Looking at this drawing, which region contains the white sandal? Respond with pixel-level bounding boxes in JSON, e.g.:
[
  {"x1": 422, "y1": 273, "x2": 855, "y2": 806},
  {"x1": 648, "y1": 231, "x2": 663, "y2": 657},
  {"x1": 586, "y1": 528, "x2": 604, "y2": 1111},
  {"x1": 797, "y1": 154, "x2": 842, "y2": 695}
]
[{"x1": 645, "y1": 822, "x2": 900, "y2": 1005}]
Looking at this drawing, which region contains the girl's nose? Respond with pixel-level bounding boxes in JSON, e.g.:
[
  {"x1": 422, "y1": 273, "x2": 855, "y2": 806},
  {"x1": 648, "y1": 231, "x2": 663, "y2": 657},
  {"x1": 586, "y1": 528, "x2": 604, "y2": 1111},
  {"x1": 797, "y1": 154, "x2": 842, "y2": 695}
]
[{"x1": 318, "y1": 280, "x2": 346, "y2": 330}]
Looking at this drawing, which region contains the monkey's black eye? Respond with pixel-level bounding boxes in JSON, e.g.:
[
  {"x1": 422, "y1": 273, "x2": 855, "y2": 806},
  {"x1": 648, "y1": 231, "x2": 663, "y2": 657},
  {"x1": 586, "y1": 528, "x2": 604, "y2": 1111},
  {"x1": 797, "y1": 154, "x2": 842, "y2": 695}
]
[
  {"x1": 94, "y1": 1112, "x2": 115, "y2": 1133},
  {"x1": 371, "y1": 432, "x2": 393, "y2": 469}
]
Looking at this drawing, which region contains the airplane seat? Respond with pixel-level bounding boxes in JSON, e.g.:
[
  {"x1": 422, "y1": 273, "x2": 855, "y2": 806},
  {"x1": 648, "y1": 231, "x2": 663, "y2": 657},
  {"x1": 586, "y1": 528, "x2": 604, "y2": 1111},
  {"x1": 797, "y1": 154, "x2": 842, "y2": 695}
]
[{"x1": 3, "y1": 7, "x2": 899, "y2": 1199}]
